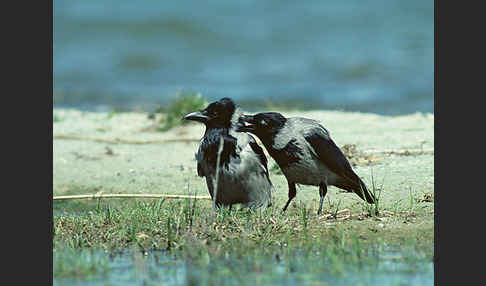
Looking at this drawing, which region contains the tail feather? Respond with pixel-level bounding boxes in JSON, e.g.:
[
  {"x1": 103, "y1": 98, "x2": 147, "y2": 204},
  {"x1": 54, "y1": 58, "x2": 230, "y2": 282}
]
[
  {"x1": 356, "y1": 177, "x2": 376, "y2": 204},
  {"x1": 335, "y1": 176, "x2": 376, "y2": 204}
]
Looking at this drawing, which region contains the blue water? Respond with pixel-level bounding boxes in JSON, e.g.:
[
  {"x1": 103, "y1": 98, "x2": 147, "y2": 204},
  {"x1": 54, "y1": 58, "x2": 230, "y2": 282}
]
[
  {"x1": 53, "y1": 0, "x2": 434, "y2": 115},
  {"x1": 53, "y1": 247, "x2": 434, "y2": 286}
]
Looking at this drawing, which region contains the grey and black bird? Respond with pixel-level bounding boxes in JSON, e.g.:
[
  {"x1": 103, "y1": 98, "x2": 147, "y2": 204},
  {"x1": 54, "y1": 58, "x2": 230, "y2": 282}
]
[
  {"x1": 236, "y1": 112, "x2": 376, "y2": 215},
  {"x1": 182, "y1": 98, "x2": 273, "y2": 211}
]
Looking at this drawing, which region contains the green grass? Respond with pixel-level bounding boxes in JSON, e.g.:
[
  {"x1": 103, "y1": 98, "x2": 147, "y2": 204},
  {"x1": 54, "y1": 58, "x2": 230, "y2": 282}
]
[
  {"x1": 53, "y1": 194, "x2": 433, "y2": 283},
  {"x1": 105, "y1": 110, "x2": 119, "y2": 119},
  {"x1": 148, "y1": 91, "x2": 208, "y2": 131},
  {"x1": 53, "y1": 199, "x2": 433, "y2": 284},
  {"x1": 54, "y1": 197, "x2": 432, "y2": 252},
  {"x1": 328, "y1": 197, "x2": 343, "y2": 219},
  {"x1": 53, "y1": 113, "x2": 63, "y2": 123}
]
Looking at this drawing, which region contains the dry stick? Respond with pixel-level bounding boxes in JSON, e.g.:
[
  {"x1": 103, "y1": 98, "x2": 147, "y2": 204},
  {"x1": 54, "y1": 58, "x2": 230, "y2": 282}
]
[
  {"x1": 363, "y1": 148, "x2": 434, "y2": 155},
  {"x1": 53, "y1": 194, "x2": 211, "y2": 200},
  {"x1": 53, "y1": 135, "x2": 200, "y2": 145},
  {"x1": 212, "y1": 136, "x2": 225, "y2": 212}
]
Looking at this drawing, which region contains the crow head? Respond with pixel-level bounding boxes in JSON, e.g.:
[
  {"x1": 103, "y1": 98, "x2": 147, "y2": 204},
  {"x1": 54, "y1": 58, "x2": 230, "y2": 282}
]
[
  {"x1": 236, "y1": 112, "x2": 287, "y2": 142},
  {"x1": 183, "y1": 97, "x2": 236, "y2": 128}
]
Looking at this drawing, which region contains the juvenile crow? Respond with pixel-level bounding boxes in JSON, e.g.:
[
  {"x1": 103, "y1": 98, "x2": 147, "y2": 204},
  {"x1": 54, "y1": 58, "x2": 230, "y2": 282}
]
[
  {"x1": 182, "y1": 98, "x2": 273, "y2": 211},
  {"x1": 237, "y1": 112, "x2": 376, "y2": 215}
]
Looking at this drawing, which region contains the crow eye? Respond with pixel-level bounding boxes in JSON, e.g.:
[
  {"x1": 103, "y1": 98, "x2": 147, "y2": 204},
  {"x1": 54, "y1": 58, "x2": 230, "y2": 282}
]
[
  {"x1": 207, "y1": 109, "x2": 217, "y2": 116},
  {"x1": 260, "y1": 119, "x2": 266, "y2": 126}
]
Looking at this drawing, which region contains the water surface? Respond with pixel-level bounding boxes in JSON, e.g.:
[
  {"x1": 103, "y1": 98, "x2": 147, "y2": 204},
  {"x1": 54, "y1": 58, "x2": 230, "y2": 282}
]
[
  {"x1": 54, "y1": 0, "x2": 433, "y2": 115},
  {"x1": 54, "y1": 246, "x2": 433, "y2": 286}
]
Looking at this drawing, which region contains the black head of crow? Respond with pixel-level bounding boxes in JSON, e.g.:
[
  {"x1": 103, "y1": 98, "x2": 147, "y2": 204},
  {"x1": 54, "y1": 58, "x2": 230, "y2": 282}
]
[
  {"x1": 183, "y1": 97, "x2": 236, "y2": 129},
  {"x1": 237, "y1": 112, "x2": 376, "y2": 215},
  {"x1": 182, "y1": 98, "x2": 272, "y2": 211}
]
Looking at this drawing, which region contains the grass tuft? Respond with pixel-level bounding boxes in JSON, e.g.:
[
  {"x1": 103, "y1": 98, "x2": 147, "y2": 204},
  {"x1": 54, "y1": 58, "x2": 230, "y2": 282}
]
[
  {"x1": 54, "y1": 197, "x2": 432, "y2": 253},
  {"x1": 148, "y1": 91, "x2": 208, "y2": 131},
  {"x1": 359, "y1": 169, "x2": 382, "y2": 217},
  {"x1": 53, "y1": 113, "x2": 63, "y2": 123}
]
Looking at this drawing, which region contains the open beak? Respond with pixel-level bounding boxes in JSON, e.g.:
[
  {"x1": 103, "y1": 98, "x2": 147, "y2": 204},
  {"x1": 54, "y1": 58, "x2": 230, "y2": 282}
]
[
  {"x1": 182, "y1": 110, "x2": 208, "y2": 123},
  {"x1": 235, "y1": 115, "x2": 256, "y2": 133}
]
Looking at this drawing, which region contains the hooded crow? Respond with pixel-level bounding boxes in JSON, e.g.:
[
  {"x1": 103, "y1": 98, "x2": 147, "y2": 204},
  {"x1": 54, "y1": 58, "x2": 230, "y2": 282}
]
[
  {"x1": 182, "y1": 98, "x2": 273, "y2": 211},
  {"x1": 236, "y1": 112, "x2": 376, "y2": 215}
]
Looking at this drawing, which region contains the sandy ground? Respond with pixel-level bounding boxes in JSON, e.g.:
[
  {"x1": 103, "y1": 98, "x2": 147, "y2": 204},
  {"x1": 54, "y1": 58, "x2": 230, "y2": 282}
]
[{"x1": 53, "y1": 108, "x2": 434, "y2": 212}]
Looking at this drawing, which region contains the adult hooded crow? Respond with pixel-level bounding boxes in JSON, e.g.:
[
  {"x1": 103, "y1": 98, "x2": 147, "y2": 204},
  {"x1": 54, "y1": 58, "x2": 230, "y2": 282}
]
[
  {"x1": 236, "y1": 112, "x2": 376, "y2": 215},
  {"x1": 182, "y1": 98, "x2": 272, "y2": 211}
]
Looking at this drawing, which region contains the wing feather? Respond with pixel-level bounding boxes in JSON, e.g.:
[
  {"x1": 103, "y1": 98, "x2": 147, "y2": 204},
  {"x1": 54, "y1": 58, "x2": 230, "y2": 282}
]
[{"x1": 303, "y1": 128, "x2": 357, "y2": 181}]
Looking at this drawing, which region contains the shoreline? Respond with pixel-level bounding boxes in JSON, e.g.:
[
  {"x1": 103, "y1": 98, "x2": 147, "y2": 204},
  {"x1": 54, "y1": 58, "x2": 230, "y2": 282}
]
[{"x1": 53, "y1": 107, "x2": 434, "y2": 248}]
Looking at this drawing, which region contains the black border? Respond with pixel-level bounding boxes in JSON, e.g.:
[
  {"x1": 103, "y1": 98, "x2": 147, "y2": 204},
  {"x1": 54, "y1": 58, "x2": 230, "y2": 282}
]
[
  {"x1": 2, "y1": 0, "x2": 52, "y2": 279},
  {"x1": 434, "y1": 0, "x2": 481, "y2": 284},
  {"x1": 49, "y1": 0, "x2": 54, "y2": 284}
]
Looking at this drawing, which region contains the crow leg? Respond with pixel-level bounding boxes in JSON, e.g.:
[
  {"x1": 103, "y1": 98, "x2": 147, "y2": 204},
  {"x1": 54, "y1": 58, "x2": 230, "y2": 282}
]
[
  {"x1": 281, "y1": 182, "x2": 297, "y2": 215},
  {"x1": 317, "y1": 183, "x2": 328, "y2": 215}
]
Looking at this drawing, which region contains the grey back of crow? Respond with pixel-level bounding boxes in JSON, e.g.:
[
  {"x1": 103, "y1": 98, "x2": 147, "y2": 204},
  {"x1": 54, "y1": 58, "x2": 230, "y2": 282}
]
[{"x1": 237, "y1": 112, "x2": 375, "y2": 215}]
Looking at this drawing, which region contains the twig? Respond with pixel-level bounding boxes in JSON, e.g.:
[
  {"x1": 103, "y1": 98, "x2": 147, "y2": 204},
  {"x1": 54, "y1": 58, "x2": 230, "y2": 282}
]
[
  {"x1": 363, "y1": 148, "x2": 434, "y2": 155},
  {"x1": 53, "y1": 194, "x2": 211, "y2": 201},
  {"x1": 53, "y1": 135, "x2": 200, "y2": 145},
  {"x1": 212, "y1": 136, "x2": 225, "y2": 211}
]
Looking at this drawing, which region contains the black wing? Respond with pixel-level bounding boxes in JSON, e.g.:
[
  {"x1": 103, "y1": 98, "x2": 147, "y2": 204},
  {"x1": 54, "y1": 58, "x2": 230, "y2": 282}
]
[
  {"x1": 247, "y1": 135, "x2": 272, "y2": 184},
  {"x1": 304, "y1": 129, "x2": 357, "y2": 181},
  {"x1": 197, "y1": 162, "x2": 204, "y2": 177},
  {"x1": 200, "y1": 128, "x2": 239, "y2": 169},
  {"x1": 304, "y1": 129, "x2": 376, "y2": 203}
]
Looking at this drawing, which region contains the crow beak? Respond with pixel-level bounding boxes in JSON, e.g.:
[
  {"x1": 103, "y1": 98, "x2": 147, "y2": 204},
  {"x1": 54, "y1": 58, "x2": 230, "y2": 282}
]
[
  {"x1": 182, "y1": 110, "x2": 208, "y2": 123},
  {"x1": 235, "y1": 115, "x2": 256, "y2": 132}
]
